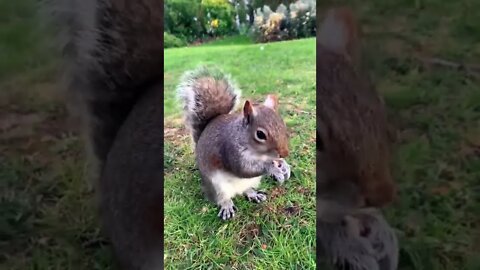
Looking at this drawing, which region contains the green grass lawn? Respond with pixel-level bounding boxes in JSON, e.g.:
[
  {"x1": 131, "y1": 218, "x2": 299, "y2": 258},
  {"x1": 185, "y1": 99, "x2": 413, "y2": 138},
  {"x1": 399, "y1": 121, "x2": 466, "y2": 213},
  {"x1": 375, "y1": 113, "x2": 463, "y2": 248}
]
[
  {"x1": 199, "y1": 35, "x2": 254, "y2": 47},
  {"x1": 1, "y1": 0, "x2": 480, "y2": 269},
  {"x1": 164, "y1": 38, "x2": 317, "y2": 269}
]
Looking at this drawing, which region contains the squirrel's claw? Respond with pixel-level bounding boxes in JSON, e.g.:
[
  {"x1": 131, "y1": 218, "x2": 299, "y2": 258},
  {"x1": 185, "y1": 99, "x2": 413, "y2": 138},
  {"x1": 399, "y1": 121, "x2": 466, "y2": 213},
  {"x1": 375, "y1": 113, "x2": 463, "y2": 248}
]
[
  {"x1": 282, "y1": 162, "x2": 291, "y2": 180},
  {"x1": 217, "y1": 202, "x2": 237, "y2": 221},
  {"x1": 245, "y1": 190, "x2": 267, "y2": 203}
]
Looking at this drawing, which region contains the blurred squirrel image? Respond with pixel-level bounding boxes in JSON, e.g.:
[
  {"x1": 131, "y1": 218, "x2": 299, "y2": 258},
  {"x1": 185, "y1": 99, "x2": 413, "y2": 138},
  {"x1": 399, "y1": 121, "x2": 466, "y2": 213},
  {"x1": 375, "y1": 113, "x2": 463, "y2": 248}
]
[
  {"x1": 177, "y1": 66, "x2": 291, "y2": 220},
  {"x1": 49, "y1": 0, "x2": 164, "y2": 269},
  {"x1": 316, "y1": 7, "x2": 399, "y2": 270}
]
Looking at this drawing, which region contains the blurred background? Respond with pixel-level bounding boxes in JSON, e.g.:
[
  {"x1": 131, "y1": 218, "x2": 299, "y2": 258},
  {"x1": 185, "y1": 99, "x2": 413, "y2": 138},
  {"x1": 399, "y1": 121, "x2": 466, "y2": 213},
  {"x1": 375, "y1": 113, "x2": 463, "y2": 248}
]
[
  {"x1": 318, "y1": 1, "x2": 480, "y2": 270},
  {"x1": 164, "y1": 0, "x2": 316, "y2": 47}
]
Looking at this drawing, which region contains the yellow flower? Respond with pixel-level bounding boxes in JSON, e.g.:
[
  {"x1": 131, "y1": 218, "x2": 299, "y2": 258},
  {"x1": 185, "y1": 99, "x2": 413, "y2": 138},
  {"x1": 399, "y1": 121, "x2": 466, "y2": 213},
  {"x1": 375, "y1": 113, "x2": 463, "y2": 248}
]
[{"x1": 211, "y1": 19, "x2": 219, "y2": 28}]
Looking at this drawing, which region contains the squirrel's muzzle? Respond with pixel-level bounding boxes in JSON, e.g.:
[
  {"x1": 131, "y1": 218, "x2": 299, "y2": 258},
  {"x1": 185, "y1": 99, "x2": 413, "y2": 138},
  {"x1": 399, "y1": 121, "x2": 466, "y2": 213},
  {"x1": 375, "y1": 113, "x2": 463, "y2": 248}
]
[{"x1": 278, "y1": 147, "x2": 289, "y2": 158}]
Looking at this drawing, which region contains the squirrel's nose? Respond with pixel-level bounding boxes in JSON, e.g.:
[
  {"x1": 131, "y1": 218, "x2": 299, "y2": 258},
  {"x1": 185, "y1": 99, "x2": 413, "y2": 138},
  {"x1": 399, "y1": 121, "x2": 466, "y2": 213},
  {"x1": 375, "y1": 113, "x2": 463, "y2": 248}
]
[{"x1": 278, "y1": 147, "x2": 289, "y2": 158}]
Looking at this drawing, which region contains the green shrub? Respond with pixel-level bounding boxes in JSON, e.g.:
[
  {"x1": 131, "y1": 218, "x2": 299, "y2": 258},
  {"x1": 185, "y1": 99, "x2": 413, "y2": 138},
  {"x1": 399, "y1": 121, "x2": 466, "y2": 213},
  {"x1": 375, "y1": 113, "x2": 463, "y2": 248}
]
[
  {"x1": 287, "y1": 0, "x2": 316, "y2": 38},
  {"x1": 164, "y1": 32, "x2": 187, "y2": 48},
  {"x1": 201, "y1": 0, "x2": 236, "y2": 37},
  {"x1": 165, "y1": 0, "x2": 238, "y2": 42},
  {"x1": 251, "y1": 0, "x2": 316, "y2": 43},
  {"x1": 164, "y1": 0, "x2": 204, "y2": 42}
]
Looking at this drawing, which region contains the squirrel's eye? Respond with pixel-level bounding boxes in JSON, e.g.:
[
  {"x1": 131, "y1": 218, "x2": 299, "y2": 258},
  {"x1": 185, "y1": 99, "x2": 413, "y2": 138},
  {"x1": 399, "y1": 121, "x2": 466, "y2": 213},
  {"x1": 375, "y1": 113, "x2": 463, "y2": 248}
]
[{"x1": 255, "y1": 130, "x2": 267, "y2": 141}]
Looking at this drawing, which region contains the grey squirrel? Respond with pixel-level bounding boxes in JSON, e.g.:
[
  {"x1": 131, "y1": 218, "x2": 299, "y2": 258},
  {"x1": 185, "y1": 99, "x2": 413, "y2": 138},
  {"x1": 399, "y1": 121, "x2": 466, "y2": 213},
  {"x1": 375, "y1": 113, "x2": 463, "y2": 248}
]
[
  {"x1": 48, "y1": 0, "x2": 164, "y2": 269},
  {"x1": 177, "y1": 66, "x2": 291, "y2": 220},
  {"x1": 316, "y1": 7, "x2": 399, "y2": 270}
]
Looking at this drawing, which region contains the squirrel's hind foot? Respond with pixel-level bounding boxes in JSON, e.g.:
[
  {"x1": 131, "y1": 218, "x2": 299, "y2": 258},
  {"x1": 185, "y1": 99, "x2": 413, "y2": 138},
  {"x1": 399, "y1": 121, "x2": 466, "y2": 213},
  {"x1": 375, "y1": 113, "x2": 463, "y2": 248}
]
[
  {"x1": 217, "y1": 200, "x2": 237, "y2": 220},
  {"x1": 244, "y1": 189, "x2": 267, "y2": 203}
]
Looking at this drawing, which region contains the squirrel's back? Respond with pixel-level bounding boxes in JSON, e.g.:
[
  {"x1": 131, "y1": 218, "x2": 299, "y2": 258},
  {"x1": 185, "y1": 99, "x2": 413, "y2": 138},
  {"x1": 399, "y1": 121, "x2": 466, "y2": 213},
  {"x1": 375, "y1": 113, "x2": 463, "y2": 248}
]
[
  {"x1": 177, "y1": 66, "x2": 241, "y2": 144},
  {"x1": 317, "y1": 7, "x2": 396, "y2": 208}
]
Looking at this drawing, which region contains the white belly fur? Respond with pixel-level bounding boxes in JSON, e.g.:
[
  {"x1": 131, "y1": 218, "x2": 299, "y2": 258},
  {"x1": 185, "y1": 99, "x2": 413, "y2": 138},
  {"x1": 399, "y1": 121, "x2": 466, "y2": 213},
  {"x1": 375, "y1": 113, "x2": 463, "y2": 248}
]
[{"x1": 210, "y1": 170, "x2": 262, "y2": 201}]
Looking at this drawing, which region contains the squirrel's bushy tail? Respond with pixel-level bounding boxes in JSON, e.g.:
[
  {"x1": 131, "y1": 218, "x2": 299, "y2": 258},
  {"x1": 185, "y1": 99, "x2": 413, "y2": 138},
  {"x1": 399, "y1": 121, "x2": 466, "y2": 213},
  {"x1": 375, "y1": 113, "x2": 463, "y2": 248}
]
[
  {"x1": 177, "y1": 66, "x2": 241, "y2": 144},
  {"x1": 46, "y1": 0, "x2": 163, "y2": 181}
]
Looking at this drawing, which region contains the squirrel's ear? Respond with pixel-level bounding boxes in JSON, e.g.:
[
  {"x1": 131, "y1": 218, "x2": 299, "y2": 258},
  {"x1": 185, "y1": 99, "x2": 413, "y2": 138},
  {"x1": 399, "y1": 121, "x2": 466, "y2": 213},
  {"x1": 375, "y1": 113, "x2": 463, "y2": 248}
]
[
  {"x1": 264, "y1": 94, "x2": 278, "y2": 111},
  {"x1": 243, "y1": 100, "x2": 255, "y2": 122},
  {"x1": 318, "y1": 7, "x2": 362, "y2": 65}
]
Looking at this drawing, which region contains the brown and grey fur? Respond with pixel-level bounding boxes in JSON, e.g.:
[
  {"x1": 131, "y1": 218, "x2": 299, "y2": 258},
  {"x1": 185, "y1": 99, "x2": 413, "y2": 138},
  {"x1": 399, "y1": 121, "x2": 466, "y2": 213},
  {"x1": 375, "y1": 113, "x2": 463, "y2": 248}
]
[
  {"x1": 317, "y1": 7, "x2": 396, "y2": 208},
  {"x1": 316, "y1": 7, "x2": 399, "y2": 270},
  {"x1": 177, "y1": 66, "x2": 291, "y2": 220},
  {"x1": 46, "y1": 0, "x2": 164, "y2": 269},
  {"x1": 48, "y1": 0, "x2": 164, "y2": 179}
]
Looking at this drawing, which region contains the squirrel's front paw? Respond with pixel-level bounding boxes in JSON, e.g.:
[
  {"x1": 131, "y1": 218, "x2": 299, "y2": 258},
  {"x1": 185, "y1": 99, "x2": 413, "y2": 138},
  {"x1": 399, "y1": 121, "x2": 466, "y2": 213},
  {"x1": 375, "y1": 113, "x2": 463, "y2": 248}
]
[
  {"x1": 269, "y1": 159, "x2": 291, "y2": 184},
  {"x1": 217, "y1": 200, "x2": 237, "y2": 221}
]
